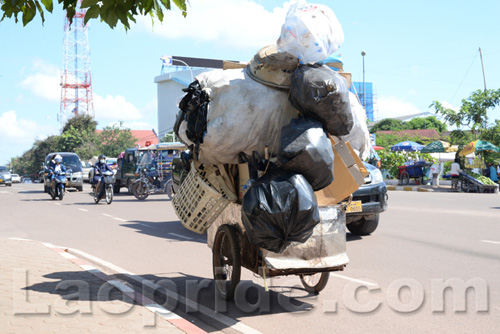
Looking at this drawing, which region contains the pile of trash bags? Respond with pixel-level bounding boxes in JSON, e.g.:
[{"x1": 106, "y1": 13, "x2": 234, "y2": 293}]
[{"x1": 174, "y1": 1, "x2": 370, "y2": 253}]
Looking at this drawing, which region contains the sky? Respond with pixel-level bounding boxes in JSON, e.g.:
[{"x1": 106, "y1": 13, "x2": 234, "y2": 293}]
[{"x1": 1, "y1": 0, "x2": 500, "y2": 165}]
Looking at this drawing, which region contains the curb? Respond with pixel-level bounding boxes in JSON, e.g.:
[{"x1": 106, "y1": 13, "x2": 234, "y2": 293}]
[
  {"x1": 43, "y1": 242, "x2": 207, "y2": 334},
  {"x1": 387, "y1": 186, "x2": 432, "y2": 192}
]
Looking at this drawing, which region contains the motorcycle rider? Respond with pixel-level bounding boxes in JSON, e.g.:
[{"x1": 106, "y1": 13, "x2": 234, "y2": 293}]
[
  {"x1": 93, "y1": 154, "x2": 112, "y2": 197},
  {"x1": 49, "y1": 155, "x2": 66, "y2": 193}
]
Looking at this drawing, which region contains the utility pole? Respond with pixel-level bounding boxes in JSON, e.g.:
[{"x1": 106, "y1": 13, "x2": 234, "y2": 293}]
[
  {"x1": 361, "y1": 51, "x2": 366, "y2": 111},
  {"x1": 479, "y1": 47, "x2": 487, "y2": 128}
]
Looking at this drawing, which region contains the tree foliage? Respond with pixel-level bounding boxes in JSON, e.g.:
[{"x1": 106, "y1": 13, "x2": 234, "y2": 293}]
[
  {"x1": 370, "y1": 116, "x2": 447, "y2": 133},
  {"x1": 370, "y1": 119, "x2": 406, "y2": 132},
  {"x1": 1, "y1": 0, "x2": 187, "y2": 29},
  {"x1": 97, "y1": 122, "x2": 137, "y2": 158}
]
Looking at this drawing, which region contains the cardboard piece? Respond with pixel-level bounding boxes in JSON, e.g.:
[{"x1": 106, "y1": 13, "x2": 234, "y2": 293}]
[
  {"x1": 237, "y1": 163, "x2": 251, "y2": 201},
  {"x1": 315, "y1": 137, "x2": 366, "y2": 206}
]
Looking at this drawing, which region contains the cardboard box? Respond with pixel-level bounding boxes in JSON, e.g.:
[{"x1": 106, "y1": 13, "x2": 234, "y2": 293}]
[{"x1": 315, "y1": 137, "x2": 366, "y2": 206}]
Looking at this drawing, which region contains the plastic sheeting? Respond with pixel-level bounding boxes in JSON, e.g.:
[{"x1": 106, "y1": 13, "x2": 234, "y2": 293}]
[
  {"x1": 176, "y1": 68, "x2": 298, "y2": 165},
  {"x1": 278, "y1": 117, "x2": 334, "y2": 191},
  {"x1": 241, "y1": 165, "x2": 320, "y2": 254},
  {"x1": 339, "y1": 92, "x2": 371, "y2": 161},
  {"x1": 277, "y1": 1, "x2": 344, "y2": 64},
  {"x1": 289, "y1": 64, "x2": 353, "y2": 136}
]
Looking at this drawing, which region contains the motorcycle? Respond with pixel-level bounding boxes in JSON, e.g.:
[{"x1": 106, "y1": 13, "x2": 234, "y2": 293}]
[
  {"x1": 131, "y1": 166, "x2": 173, "y2": 200},
  {"x1": 91, "y1": 167, "x2": 115, "y2": 204},
  {"x1": 47, "y1": 167, "x2": 72, "y2": 201}
]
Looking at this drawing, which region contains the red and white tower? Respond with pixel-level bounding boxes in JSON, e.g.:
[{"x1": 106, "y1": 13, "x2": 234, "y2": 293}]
[{"x1": 59, "y1": 4, "x2": 94, "y2": 131}]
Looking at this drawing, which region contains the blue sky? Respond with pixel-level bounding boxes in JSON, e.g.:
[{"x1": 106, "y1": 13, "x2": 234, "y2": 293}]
[{"x1": 1, "y1": 0, "x2": 500, "y2": 165}]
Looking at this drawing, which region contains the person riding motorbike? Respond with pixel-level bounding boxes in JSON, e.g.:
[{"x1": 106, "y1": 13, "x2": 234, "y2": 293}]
[
  {"x1": 49, "y1": 155, "x2": 66, "y2": 193},
  {"x1": 93, "y1": 155, "x2": 112, "y2": 197}
]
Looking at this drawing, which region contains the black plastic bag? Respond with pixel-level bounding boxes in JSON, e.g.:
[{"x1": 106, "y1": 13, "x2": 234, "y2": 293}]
[
  {"x1": 241, "y1": 165, "x2": 320, "y2": 254},
  {"x1": 177, "y1": 80, "x2": 210, "y2": 145},
  {"x1": 278, "y1": 117, "x2": 334, "y2": 191},
  {"x1": 289, "y1": 64, "x2": 353, "y2": 136}
]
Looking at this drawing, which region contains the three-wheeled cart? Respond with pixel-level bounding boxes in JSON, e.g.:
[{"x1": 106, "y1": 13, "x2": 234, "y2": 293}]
[
  {"x1": 173, "y1": 163, "x2": 349, "y2": 301},
  {"x1": 459, "y1": 171, "x2": 499, "y2": 193},
  {"x1": 397, "y1": 162, "x2": 432, "y2": 185}
]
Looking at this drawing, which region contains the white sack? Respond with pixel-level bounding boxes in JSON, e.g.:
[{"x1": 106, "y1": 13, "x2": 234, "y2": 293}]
[
  {"x1": 178, "y1": 68, "x2": 298, "y2": 165},
  {"x1": 340, "y1": 92, "x2": 370, "y2": 161}
]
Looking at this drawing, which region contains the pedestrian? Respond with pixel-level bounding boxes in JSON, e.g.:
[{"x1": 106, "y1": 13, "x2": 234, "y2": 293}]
[
  {"x1": 450, "y1": 157, "x2": 462, "y2": 190},
  {"x1": 430, "y1": 162, "x2": 440, "y2": 186},
  {"x1": 488, "y1": 163, "x2": 498, "y2": 183}
]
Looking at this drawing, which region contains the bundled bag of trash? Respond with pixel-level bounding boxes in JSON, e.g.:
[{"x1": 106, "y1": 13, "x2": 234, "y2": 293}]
[
  {"x1": 278, "y1": 117, "x2": 334, "y2": 191},
  {"x1": 241, "y1": 164, "x2": 320, "y2": 254},
  {"x1": 339, "y1": 92, "x2": 371, "y2": 161},
  {"x1": 289, "y1": 64, "x2": 353, "y2": 136},
  {"x1": 277, "y1": 1, "x2": 344, "y2": 64},
  {"x1": 176, "y1": 68, "x2": 298, "y2": 165}
]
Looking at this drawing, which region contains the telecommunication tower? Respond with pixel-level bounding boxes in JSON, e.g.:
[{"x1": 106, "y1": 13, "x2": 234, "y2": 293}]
[{"x1": 59, "y1": 3, "x2": 94, "y2": 131}]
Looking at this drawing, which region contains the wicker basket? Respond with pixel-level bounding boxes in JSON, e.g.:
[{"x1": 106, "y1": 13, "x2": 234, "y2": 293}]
[{"x1": 173, "y1": 163, "x2": 235, "y2": 234}]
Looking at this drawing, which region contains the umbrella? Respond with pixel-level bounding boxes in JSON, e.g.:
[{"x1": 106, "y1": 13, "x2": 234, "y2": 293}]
[
  {"x1": 372, "y1": 145, "x2": 385, "y2": 151},
  {"x1": 391, "y1": 141, "x2": 424, "y2": 152},
  {"x1": 459, "y1": 140, "x2": 500, "y2": 157},
  {"x1": 421, "y1": 140, "x2": 450, "y2": 153}
]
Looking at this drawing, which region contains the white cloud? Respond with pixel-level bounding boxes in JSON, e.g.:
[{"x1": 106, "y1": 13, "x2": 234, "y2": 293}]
[
  {"x1": 94, "y1": 94, "x2": 144, "y2": 123},
  {"x1": 439, "y1": 100, "x2": 459, "y2": 111},
  {"x1": 19, "y1": 59, "x2": 60, "y2": 101},
  {"x1": 138, "y1": 0, "x2": 290, "y2": 50},
  {"x1": 376, "y1": 96, "x2": 422, "y2": 120}
]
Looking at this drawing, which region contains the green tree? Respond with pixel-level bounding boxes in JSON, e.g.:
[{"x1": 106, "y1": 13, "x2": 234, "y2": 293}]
[
  {"x1": 160, "y1": 131, "x2": 177, "y2": 143},
  {"x1": 405, "y1": 116, "x2": 447, "y2": 133},
  {"x1": 1, "y1": 0, "x2": 187, "y2": 29},
  {"x1": 430, "y1": 89, "x2": 500, "y2": 134},
  {"x1": 370, "y1": 119, "x2": 407, "y2": 132},
  {"x1": 97, "y1": 122, "x2": 137, "y2": 158},
  {"x1": 59, "y1": 115, "x2": 98, "y2": 160}
]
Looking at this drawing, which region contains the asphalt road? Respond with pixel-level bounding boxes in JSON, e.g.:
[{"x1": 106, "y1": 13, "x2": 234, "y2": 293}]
[{"x1": 1, "y1": 183, "x2": 499, "y2": 333}]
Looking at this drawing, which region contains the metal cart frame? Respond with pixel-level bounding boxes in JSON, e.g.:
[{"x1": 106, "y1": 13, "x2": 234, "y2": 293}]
[{"x1": 398, "y1": 162, "x2": 432, "y2": 185}]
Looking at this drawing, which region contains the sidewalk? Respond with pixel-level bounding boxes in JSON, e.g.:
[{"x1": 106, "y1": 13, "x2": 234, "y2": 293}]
[
  {"x1": 0, "y1": 238, "x2": 206, "y2": 334},
  {"x1": 384, "y1": 179, "x2": 453, "y2": 193}
]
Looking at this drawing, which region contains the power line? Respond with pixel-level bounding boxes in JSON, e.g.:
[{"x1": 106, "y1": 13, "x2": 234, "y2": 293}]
[{"x1": 450, "y1": 50, "x2": 479, "y2": 104}]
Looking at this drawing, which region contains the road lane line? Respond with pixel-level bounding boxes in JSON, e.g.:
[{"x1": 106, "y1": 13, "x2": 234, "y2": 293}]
[
  {"x1": 53, "y1": 202, "x2": 61, "y2": 205},
  {"x1": 78, "y1": 208, "x2": 88, "y2": 212},
  {"x1": 113, "y1": 217, "x2": 127, "y2": 222},
  {"x1": 481, "y1": 240, "x2": 500, "y2": 245},
  {"x1": 168, "y1": 233, "x2": 193, "y2": 240},
  {"x1": 102, "y1": 213, "x2": 113, "y2": 217},
  {"x1": 329, "y1": 273, "x2": 379, "y2": 287},
  {"x1": 64, "y1": 245, "x2": 261, "y2": 334},
  {"x1": 137, "y1": 222, "x2": 156, "y2": 229}
]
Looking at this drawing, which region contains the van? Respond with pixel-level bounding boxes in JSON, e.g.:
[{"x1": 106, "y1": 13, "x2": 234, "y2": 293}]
[{"x1": 43, "y1": 152, "x2": 84, "y2": 192}]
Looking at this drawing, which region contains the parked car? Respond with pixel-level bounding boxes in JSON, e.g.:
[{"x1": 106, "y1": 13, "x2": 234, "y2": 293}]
[
  {"x1": 0, "y1": 166, "x2": 12, "y2": 186},
  {"x1": 43, "y1": 152, "x2": 84, "y2": 192},
  {"x1": 346, "y1": 162, "x2": 388, "y2": 235},
  {"x1": 81, "y1": 161, "x2": 93, "y2": 183},
  {"x1": 11, "y1": 174, "x2": 21, "y2": 183},
  {"x1": 23, "y1": 177, "x2": 33, "y2": 183}
]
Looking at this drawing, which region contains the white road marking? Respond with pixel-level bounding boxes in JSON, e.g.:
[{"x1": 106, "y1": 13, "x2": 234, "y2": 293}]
[
  {"x1": 78, "y1": 208, "x2": 88, "y2": 212},
  {"x1": 329, "y1": 273, "x2": 379, "y2": 287},
  {"x1": 53, "y1": 202, "x2": 61, "y2": 205},
  {"x1": 481, "y1": 240, "x2": 500, "y2": 245},
  {"x1": 113, "y1": 217, "x2": 127, "y2": 222},
  {"x1": 138, "y1": 222, "x2": 156, "y2": 229},
  {"x1": 168, "y1": 233, "x2": 193, "y2": 240},
  {"x1": 102, "y1": 213, "x2": 113, "y2": 217},
  {"x1": 108, "y1": 280, "x2": 135, "y2": 293}
]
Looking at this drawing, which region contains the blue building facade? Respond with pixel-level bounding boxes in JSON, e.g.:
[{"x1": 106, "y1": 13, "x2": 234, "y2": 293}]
[{"x1": 351, "y1": 82, "x2": 374, "y2": 122}]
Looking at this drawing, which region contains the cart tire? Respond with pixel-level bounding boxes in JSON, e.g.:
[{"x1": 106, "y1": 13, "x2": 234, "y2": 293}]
[
  {"x1": 299, "y1": 272, "x2": 330, "y2": 294},
  {"x1": 401, "y1": 172, "x2": 410, "y2": 185},
  {"x1": 213, "y1": 224, "x2": 241, "y2": 301},
  {"x1": 132, "y1": 181, "x2": 149, "y2": 200},
  {"x1": 347, "y1": 214, "x2": 379, "y2": 235}
]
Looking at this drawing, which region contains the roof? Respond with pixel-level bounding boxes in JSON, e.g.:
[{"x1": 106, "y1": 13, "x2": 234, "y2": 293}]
[
  {"x1": 96, "y1": 129, "x2": 159, "y2": 148},
  {"x1": 376, "y1": 129, "x2": 441, "y2": 140}
]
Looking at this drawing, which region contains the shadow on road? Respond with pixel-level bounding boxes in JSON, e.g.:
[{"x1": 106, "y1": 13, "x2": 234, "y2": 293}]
[
  {"x1": 120, "y1": 220, "x2": 207, "y2": 243},
  {"x1": 346, "y1": 233, "x2": 363, "y2": 242},
  {"x1": 18, "y1": 190, "x2": 44, "y2": 194}
]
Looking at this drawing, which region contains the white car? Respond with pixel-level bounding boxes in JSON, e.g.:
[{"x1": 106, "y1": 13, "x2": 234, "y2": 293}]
[{"x1": 11, "y1": 174, "x2": 21, "y2": 183}]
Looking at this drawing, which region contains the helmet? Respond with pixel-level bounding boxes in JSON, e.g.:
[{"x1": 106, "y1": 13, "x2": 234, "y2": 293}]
[
  {"x1": 55, "y1": 155, "x2": 62, "y2": 163},
  {"x1": 98, "y1": 154, "x2": 106, "y2": 160}
]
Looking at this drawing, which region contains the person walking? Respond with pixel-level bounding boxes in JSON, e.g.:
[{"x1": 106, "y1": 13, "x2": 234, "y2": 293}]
[
  {"x1": 488, "y1": 163, "x2": 498, "y2": 183},
  {"x1": 450, "y1": 158, "x2": 462, "y2": 190}
]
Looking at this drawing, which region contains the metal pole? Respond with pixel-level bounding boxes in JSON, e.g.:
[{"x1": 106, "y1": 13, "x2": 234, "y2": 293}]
[
  {"x1": 479, "y1": 47, "x2": 487, "y2": 128},
  {"x1": 361, "y1": 51, "x2": 366, "y2": 110}
]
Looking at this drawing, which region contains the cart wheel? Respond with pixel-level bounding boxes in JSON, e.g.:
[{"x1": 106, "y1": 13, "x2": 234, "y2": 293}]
[
  {"x1": 400, "y1": 171, "x2": 410, "y2": 185},
  {"x1": 213, "y1": 224, "x2": 241, "y2": 301},
  {"x1": 299, "y1": 272, "x2": 330, "y2": 294}
]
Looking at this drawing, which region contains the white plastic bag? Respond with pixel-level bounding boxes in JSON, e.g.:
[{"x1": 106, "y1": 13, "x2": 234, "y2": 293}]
[
  {"x1": 277, "y1": 1, "x2": 344, "y2": 64},
  {"x1": 340, "y1": 92, "x2": 371, "y2": 161},
  {"x1": 177, "y1": 68, "x2": 298, "y2": 165}
]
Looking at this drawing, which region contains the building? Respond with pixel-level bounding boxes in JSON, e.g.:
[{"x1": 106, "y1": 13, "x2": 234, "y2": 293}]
[
  {"x1": 96, "y1": 129, "x2": 158, "y2": 148},
  {"x1": 351, "y1": 82, "x2": 374, "y2": 122}
]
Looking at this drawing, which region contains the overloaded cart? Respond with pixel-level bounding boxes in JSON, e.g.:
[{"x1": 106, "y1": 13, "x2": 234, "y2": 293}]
[
  {"x1": 397, "y1": 161, "x2": 432, "y2": 185},
  {"x1": 170, "y1": 2, "x2": 372, "y2": 300},
  {"x1": 459, "y1": 171, "x2": 499, "y2": 193}
]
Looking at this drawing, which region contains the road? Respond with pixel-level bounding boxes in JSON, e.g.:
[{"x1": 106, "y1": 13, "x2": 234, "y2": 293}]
[{"x1": 1, "y1": 183, "x2": 499, "y2": 333}]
